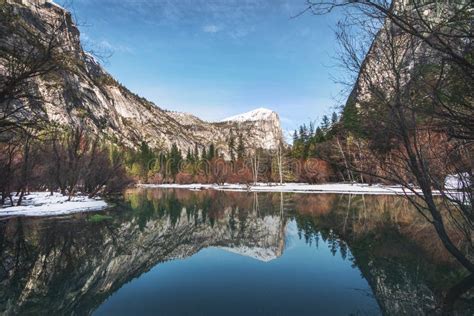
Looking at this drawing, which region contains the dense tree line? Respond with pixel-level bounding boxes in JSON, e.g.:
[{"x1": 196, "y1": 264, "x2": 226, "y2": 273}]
[
  {"x1": 127, "y1": 136, "x2": 332, "y2": 185},
  {"x1": 127, "y1": 141, "x2": 216, "y2": 183},
  {"x1": 291, "y1": 112, "x2": 338, "y2": 159},
  {"x1": 290, "y1": 112, "x2": 361, "y2": 183}
]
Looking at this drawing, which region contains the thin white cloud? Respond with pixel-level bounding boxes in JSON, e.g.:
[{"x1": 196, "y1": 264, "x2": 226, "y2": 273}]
[
  {"x1": 203, "y1": 24, "x2": 220, "y2": 33},
  {"x1": 99, "y1": 40, "x2": 113, "y2": 50},
  {"x1": 280, "y1": 116, "x2": 294, "y2": 124},
  {"x1": 228, "y1": 25, "x2": 254, "y2": 39}
]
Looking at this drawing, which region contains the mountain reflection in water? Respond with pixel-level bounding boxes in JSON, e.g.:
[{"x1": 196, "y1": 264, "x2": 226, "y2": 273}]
[{"x1": 0, "y1": 189, "x2": 472, "y2": 315}]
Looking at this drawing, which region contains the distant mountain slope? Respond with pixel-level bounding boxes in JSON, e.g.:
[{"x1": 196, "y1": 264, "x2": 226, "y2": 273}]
[{"x1": 1, "y1": 0, "x2": 284, "y2": 156}]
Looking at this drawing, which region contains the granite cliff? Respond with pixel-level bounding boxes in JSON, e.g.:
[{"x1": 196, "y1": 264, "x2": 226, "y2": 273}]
[{"x1": 1, "y1": 0, "x2": 284, "y2": 156}]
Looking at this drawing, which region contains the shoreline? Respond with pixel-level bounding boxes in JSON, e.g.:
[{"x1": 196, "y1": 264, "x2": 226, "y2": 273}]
[
  {"x1": 0, "y1": 182, "x2": 446, "y2": 218},
  {"x1": 138, "y1": 182, "x2": 433, "y2": 195}
]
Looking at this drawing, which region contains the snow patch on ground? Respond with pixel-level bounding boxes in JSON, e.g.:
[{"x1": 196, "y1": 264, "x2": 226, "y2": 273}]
[
  {"x1": 445, "y1": 173, "x2": 470, "y2": 190},
  {"x1": 140, "y1": 182, "x2": 433, "y2": 195},
  {"x1": 0, "y1": 192, "x2": 108, "y2": 217}
]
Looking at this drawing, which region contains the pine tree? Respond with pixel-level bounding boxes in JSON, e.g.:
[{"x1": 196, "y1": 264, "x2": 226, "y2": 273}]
[
  {"x1": 309, "y1": 121, "x2": 315, "y2": 138},
  {"x1": 159, "y1": 152, "x2": 166, "y2": 178},
  {"x1": 138, "y1": 141, "x2": 153, "y2": 166},
  {"x1": 207, "y1": 143, "x2": 215, "y2": 160},
  {"x1": 169, "y1": 143, "x2": 182, "y2": 179},
  {"x1": 228, "y1": 131, "x2": 236, "y2": 161},
  {"x1": 314, "y1": 126, "x2": 325, "y2": 143},
  {"x1": 194, "y1": 144, "x2": 199, "y2": 161},
  {"x1": 292, "y1": 128, "x2": 304, "y2": 159},
  {"x1": 299, "y1": 124, "x2": 310, "y2": 159},
  {"x1": 299, "y1": 125, "x2": 306, "y2": 142},
  {"x1": 237, "y1": 133, "x2": 245, "y2": 160},
  {"x1": 331, "y1": 112, "x2": 338, "y2": 125},
  {"x1": 138, "y1": 141, "x2": 154, "y2": 181},
  {"x1": 186, "y1": 148, "x2": 192, "y2": 162},
  {"x1": 321, "y1": 115, "x2": 330, "y2": 131}
]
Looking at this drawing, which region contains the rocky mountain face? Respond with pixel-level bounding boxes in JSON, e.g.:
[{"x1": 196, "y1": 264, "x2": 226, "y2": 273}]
[
  {"x1": 344, "y1": 4, "x2": 410, "y2": 113},
  {"x1": 1, "y1": 0, "x2": 284, "y2": 155},
  {"x1": 345, "y1": 0, "x2": 458, "y2": 114}
]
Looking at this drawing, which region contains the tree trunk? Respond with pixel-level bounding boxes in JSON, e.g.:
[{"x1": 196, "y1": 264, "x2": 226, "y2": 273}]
[
  {"x1": 336, "y1": 136, "x2": 353, "y2": 182},
  {"x1": 430, "y1": 201, "x2": 474, "y2": 273},
  {"x1": 16, "y1": 189, "x2": 25, "y2": 206},
  {"x1": 278, "y1": 145, "x2": 283, "y2": 185},
  {"x1": 399, "y1": 113, "x2": 474, "y2": 273},
  {"x1": 252, "y1": 154, "x2": 259, "y2": 185},
  {"x1": 16, "y1": 136, "x2": 30, "y2": 206}
]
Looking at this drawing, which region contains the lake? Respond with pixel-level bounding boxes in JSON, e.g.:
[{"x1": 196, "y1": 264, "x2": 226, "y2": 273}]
[{"x1": 0, "y1": 188, "x2": 471, "y2": 315}]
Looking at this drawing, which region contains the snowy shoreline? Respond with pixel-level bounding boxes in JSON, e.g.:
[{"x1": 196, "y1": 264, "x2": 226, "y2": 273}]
[
  {"x1": 0, "y1": 192, "x2": 108, "y2": 217},
  {"x1": 138, "y1": 182, "x2": 435, "y2": 195},
  {"x1": 0, "y1": 182, "x2": 445, "y2": 218}
]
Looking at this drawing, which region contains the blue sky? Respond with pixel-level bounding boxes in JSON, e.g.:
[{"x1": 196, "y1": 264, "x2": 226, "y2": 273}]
[{"x1": 60, "y1": 0, "x2": 346, "y2": 134}]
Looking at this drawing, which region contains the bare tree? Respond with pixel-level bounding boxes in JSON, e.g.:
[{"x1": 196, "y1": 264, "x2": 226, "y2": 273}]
[
  {"x1": 299, "y1": 0, "x2": 473, "y2": 275},
  {"x1": 276, "y1": 144, "x2": 283, "y2": 184},
  {"x1": 40, "y1": 124, "x2": 130, "y2": 199},
  {"x1": 15, "y1": 128, "x2": 36, "y2": 205},
  {"x1": 83, "y1": 144, "x2": 131, "y2": 198},
  {"x1": 0, "y1": 2, "x2": 72, "y2": 137},
  {"x1": 0, "y1": 137, "x2": 20, "y2": 205},
  {"x1": 251, "y1": 149, "x2": 260, "y2": 185}
]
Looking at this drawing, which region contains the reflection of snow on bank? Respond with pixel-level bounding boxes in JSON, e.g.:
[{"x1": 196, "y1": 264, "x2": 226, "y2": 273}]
[
  {"x1": 0, "y1": 192, "x2": 107, "y2": 217},
  {"x1": 141, "y1": 182, "x2": 437, "y2": 195}
]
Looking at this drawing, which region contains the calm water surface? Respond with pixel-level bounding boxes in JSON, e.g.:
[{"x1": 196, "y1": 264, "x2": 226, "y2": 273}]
[{"x1": 0, "y1": 189, "x2": 471, "y2": 315}]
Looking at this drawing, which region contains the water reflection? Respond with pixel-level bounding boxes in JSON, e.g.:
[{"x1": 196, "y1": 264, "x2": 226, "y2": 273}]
[{"x1": 0, "y1": 189, "x2": 472, "y2": 315}]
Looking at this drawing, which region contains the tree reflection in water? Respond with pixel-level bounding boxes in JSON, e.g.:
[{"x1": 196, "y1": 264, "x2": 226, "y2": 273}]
[{"x1": 0, "y1": 188, "x2": 472, "y2": 315}]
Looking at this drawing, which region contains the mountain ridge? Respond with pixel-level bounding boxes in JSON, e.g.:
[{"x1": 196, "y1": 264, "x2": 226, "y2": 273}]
[{"x1": 1, "y1": 0, "x2": 285, "y2": 157}]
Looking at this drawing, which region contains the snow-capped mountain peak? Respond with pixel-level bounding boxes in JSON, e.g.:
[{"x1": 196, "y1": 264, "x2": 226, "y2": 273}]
[
  {"x1": 221, "y1": 107, "x2": 275, "y2": 123},
  {"x1": 219, "y1": 107, "x2": 284, "y2": 149}
]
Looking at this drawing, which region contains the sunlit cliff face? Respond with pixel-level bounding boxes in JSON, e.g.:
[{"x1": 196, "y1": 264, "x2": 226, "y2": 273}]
[{"x1": 1, "y1": 1, "x2": 285, "y2": 156}]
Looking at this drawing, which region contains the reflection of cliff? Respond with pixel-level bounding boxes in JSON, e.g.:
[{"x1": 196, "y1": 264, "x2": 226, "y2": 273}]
[
  {"x1": 292, "y1": 194, "x2": 472, "y2": 315},
  {"x1": 1, "y1": 190, "x2": 471, "y2": 315},
  {"x1": 0, "y1": 189, "x2": 286, "y2": 315}
]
